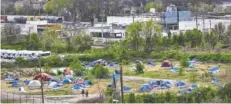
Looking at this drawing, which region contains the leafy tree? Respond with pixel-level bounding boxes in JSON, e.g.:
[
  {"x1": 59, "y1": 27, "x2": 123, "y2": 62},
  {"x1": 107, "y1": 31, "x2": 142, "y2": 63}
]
[
  {"x1": 135, "y1": 62, "x2": 144, "y2": 74},
  {"x1": 92, "y1": 64, "x2": 109, "y2": 78},
  {"x1": 14, "y1": 4, "x2": 22, "y2": 15},
  {"x1": 178, "y1": 67, "x2": 184, "y2": 76},
  {"x1": 1, "y1": 23, "x2": 21, "y2": 44},
  {"x1": 144, "y1": 2, "x2": 163, "y2": 12},
  {"x1": 27, "y1": 33, "x2": 41, "y2": 50},
  {"x1": 44, "y1": 63, "x2": 52, "y2": 74},
  {"x1": 190, "y1": 71, "x2": 197, "y2": 82},
  {"x1": 70, "y1": 59, "x2": 85, "y2": 76},
  {"x1": 214, "y1": 22, "x2": 225, "y2": 41},
  {"x1": 126, "y1": 93, "x2": 136, "y2": 103},
  {"x1": 15, "y1": 57, "x2": 28, "y2": 66},
  {"x1": 225, "y1": 24, "x2": 231, "y2": 47},
  {"x1": 71, "y1": 34, "x2": 93, "y2": 52},
  {"x1": 105, "y1": 87, "x2": 113, "y2": 96},
  {"x1": 218, "y1": 83, "x2": 231, "y2": 102},
  {"x1": 180, "y1": 56, "x2": 189, "y2": 67}
]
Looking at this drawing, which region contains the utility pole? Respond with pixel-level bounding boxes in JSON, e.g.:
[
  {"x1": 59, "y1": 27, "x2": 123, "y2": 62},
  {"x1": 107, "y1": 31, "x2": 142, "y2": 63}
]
[
  {"x1": 120, "y1": 64, "x2": 124, "y2": 103},
  {"x1": 39, "y1": 55, "x2": 44, "y2": 103}
]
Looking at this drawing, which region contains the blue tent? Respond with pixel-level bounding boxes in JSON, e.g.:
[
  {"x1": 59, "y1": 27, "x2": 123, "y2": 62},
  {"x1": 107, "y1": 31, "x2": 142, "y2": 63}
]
[
  {"x1": 63, "y1": 79, "x2": 71, "y2": 84},
  {"x1": 115, "y1": 70, "x2": 120, "y2": 74},
  {"x1": 24, "y1": 80, "x2": 30, "y2": 85},
  {"x1": 65, "y1": 75, "x2": 73, "y2": 79},
  {"x1": 110, "y1": 74, "x2": 120, "y2": 80},
  {"x1": 4, "y1": 75, "x2": 15, "y2": 82},
  {"x1": 170, "y1": 67, "x2": 179, "y2": 72},
  {"x1": 49, "y1": 77, "x2": 58, "y2": 82},
  {"x1": 211, "y1": 78, "x2": 219, "y2": 84},
  {"x1": 11, "y1": 81, "x2": 20, "y2": 87},
  {"x1": 156, "y1": 80, "x2": 165, "y2": 86},
  {"x1": 84, "y1": 80, "x2": 91, "y2": 87},
  {"x1": 123, "y1": 86, "x2": 131, "y2": 92},
  {"x1": 148, "y1": 81, "x2": 158, "y2": 87},
  {"x1": 140, "y1": 84, "x2": 152, "y2": 92},
  {"x1": 179, "y1": 88, "x2": 192, "y2": 94},
  {"x1": 159, "y1": 81, "x2": 172, "y2": 89},
  {"x1": 208, "y1": 67, "x2": 219, "y2": 74},
  {"x1": 72, "y1": 84, "x2": 83, "y2": 90},
  {"x1": 175, "y1": 81, "x2": 186, "y2": 88},
  {"x1": 191, "y1": 84, "x2": 198, "y2": 89},
  {"x1": 147, "y1": 60, "x2": 155, "y2": 66}
]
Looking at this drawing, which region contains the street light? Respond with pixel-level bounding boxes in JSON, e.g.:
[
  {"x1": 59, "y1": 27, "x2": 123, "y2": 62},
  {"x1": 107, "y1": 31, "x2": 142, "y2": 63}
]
[{"x1": 38, "y1": 55, "x2": 44, "y2": 103}]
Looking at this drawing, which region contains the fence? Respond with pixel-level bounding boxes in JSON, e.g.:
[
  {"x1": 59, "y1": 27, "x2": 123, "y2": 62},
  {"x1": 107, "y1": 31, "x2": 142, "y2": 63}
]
[{"x1": 1, "y1": 91, "x2": 67, "y2": 103}]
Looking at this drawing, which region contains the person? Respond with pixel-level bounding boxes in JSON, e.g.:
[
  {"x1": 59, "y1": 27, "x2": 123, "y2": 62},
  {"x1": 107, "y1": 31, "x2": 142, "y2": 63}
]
[
  {"x1": 85, "y1": 90, "x2": 88, "y2": 98},
  {"x1": 81, "y1": 89, "x2": 85, "y2": 98}
]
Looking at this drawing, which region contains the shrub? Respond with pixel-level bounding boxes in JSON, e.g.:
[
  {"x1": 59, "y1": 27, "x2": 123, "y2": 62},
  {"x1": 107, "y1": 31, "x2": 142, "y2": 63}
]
[
  {"x1": 70, "y1": 59, "x2": 85, "y2": 76},
  {"x1": 92, "y1": 64, "x2": 109, "y2": 78},
  {"x1": 178, "y1": 67, "x2": 184, "y2": 76},
  {"x1": 180, "y1": 56, "x2": 189, "y2": 67},
  {"x1": 135, "y1": 62, "x2": 144, "y2": 74},
  {"x1": 15, "y1": 57, "x2": 29, "y2": 66}
]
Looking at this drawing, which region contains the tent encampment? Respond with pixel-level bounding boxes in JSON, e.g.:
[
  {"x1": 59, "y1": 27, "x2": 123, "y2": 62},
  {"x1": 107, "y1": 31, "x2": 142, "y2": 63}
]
[
  {"x1": 140, "y1": 84, "x2": 152, "y2": 92},
  {"x1": 161, "y1": 60, "x2": 172, "y2": 68}
]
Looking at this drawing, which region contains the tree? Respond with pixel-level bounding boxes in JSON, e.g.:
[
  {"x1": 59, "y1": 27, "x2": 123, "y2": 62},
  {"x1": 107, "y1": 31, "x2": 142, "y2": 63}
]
[
  {"x1": 71, "y1": 34, "x2": 93, "y2": 52},
  {"x1": 218, "y1": 83, "x2": 231, "y2": 102},
  {"x1": 144, "y1": 2, "x2": 163, "y2": 12},
  {"x1": 225, "y1": 24, "x2": 231, "y2": 47},
  {"x1": 190, "y1": 71, "x2": 197, "y2": 82},
  {"x1": 126, "y1": 93, "x2": 136, "y2": 103},
  {"x1": 92, "y1": 64, "x2": 109, "y2": 78},
  {"x1": 27, "y1": 33, "x2": 41, "y2": 50},
  {"x1": 1, "y1": 23, "x2": 21, "y2": 44},
  {"x1": 180, "y1": 56, "x2": 189, "y2": 67},
  {"x1": 178, "y1": 67, "x2": 184, "y2": 76},
  {"x1": 14, "y1": 4, "x2": 22, "y2": 15},
  {"x1": 70, "y1": 59, "x2": 85, "y2": 76},
  {"x1": 44, "y1": 63, "x2": 52, "y2": 74},
  {"x1": 15, "y1": 57, "x2": 28, "y2": 66},
  {"x1": 135, "y1": 62, "x2": 144, "y2": 74},
  {"x1": 214, "y1": 22, "x2": 225, "y2": 41}
]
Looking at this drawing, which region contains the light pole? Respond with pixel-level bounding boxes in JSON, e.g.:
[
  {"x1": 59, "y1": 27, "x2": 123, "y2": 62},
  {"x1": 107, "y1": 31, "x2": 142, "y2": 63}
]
[{"x1": 38, "y1": 55, "x2": 44, "y2": 103}]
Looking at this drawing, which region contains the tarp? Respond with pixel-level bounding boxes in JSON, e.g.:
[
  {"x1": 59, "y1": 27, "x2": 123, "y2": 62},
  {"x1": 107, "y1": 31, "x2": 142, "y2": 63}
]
[
  {"x1": 110, "y1": 74, "x2": 120, "y2": 80},
  {"x1": 24, "y1": 80, "x2": 30, "y2": 85},
  {"x1": 211, "y1": 78, "x2": 219, "y2": 84},
  {"x1": 148, "y1": 81, "x2": 158, "y2": 88},
  {"x1": 34, "y1": 73, "x2": 52, "y2": 81},
  {"x1": 4, "y1": 75, "x2": 15, "y2": 82},
  {"x1": 147, "y1": 60, "x2": 155, "y2": 66},
  {"x1": 63, "y1": 79, "x2": 72, "y2": 84},
  {"x1": 123, "y1": 86, "x2": 131, "y2": 92},
  {"x1": 140, "y1": 84, "x2": 152, "y2": 92},
  {"x1": 161, "y1": 60, "x2": 172, "y2": 67},
  {"x1": 170, "y1": 67, "x2": 179, "y2": 72},
  {"x1": 191, "y1": 84, "x2": 198, "y2": 89},
  {"x1": 115, "y1": 70, "x2": 120, "y2": 74},
  {"x1": 175, "y1": 81, "x2": 186, "y2": 88},
  {"x1": 11, "y1": 81, "x2": 20, "y2": 87},
  {"x1": 49, "y1": 82, "x2": 58, "y2": 88},
  {"x1": 208, "y1": 67, "x2": 219, "y2": 74},
  {"x1": 72, "y1": 84, "x2": 83, "y2": 90},
  {"x1": 64, "y1": 75, "x2": 73, "y2": 79},
  {"x1": 76, "y1": 78, "x2": 84, "y2": 85},
  {"x1": 84, "y1": 80, "x2": 90, "y2": 87}
]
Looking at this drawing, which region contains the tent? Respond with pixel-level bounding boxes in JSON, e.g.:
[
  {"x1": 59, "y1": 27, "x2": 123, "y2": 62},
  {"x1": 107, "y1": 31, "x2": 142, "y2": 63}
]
[
  {"x1": 34, "y1": 73, "x2": 52, "y2": 81},
  {"x1": 49, "y1": 82, "x2": 57, "y2": 88},
  {"x1": 208, "y1": 67, "x2": 219, "y2": 74},
  {"x1": 28, "y1": 80, "x2": 41, "y2": 89},
  {"x1": 161, "y1": 60, "x2": 172, "y2": 67},
  {"x1": 147, "y1": 60, "x2": 155, "y2": 66},
  {"x1": 11, "y1": 81, "x2": 20, "y2": 87},
  {"x1": 175, "y1": 81, "x2": 186, "y2": 88},
  {"x1": 84, "y1": 80, "x2": 91, "y2": 87},
  {"x1": 140, "y1": 84, "x2": 152, "y2": 92},
  {"x1": 24, "y1": 80, "x2": 30, "y2": 85},
  {"x1": 188, "y1": 63, "x2": 196, "y2": 71},
  {"x1": 63, "y1": 79, "x2": 72, "y2": 84},
  {"x1": 148, "y1": 81, "x2": 158, "y2": 88},
  {"x1": 110, "y1": 74, "x2": 120, "y2": 80},
  {"x1": 191, "y1": 84, "x2": 198, "y2": 89},
  {"x1": 179, "y1": 88, "x2": 192, "y2": 94},
  {"x1": 211, "y1": 78, "x2": 219, "y2": 84},
  {"x1": 64, "y1": 75, "x2": 73, "y2": 79},
  {"x1": 115, "y1": 70, "x2": 120, "y2": 74},
  {"x1": 123, "y1": 86, "x2": 131, "y2": 93},
  {"x1": 72, "y1": 84, "x2": 83, "y2": 90},
  {"x1": 19, "y1": 87, "x2": 26, "y2": 93},
  {"x1": 4, "y1": 75, "x2": 15, "y2": 82},
  {"x1": 76, "y1": 78, "x2": 84, "y2": 85},
  {"x1": 170, "y1": 67, "x2": 179, "y2": 72}
]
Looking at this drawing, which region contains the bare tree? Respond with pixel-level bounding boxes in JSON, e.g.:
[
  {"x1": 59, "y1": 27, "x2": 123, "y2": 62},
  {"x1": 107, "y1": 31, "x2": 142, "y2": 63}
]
[{"x1": 1, "y1": 23, "x2": 21, "y2": 44}]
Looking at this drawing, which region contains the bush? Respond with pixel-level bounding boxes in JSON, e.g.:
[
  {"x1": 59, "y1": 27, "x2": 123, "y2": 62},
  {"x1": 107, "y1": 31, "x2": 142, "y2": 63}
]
[
  {"x1": 178, "y1": 67, "x2": 184, "y2": 76},
  {"x1": 70, "y1": 59, "x2": 85, "y2": 76},
  {"x1": 180, "y1": 56, "x2": 189, "y2": 67},
  {"x1": 15, "y1": 57, "x2": 29, "y2": 66},
  {"x1": 92, "y1": 64, "x2": 109, "y2": 78},
  {"x1": 135, "y1": 62, "x2": 144, "y2": 74}
]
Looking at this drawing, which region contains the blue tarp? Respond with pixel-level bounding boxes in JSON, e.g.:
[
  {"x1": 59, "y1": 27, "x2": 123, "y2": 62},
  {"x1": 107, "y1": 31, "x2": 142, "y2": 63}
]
[
  {"x1": 24, "y1": 80, "x2": 30, "y2": 85},
  {"x1": 170, "y1": 67, "x2": 179, "y2": 72},
  {"x1": 175, "y1": 81, "x2": 186, "y2": 88},
  {"x1": 140, "y1": 84, "x2": 152, "y2": 92},
  {"x1": 63, "y1": 79, "x2": 71, "y2": 84},
  {"x1": 148, "y1": 81, "x2": 158, "y2": 87},
  {"x1": 208, "y1": 67, "x2": 219, "y2": 74},
  {"x1": 123, "y1": 86, "x2": 131, "y2": 92},
  {"x1": 147, "y1": 60, "x2": 155, "y2": 66},
  {"x1": 4, "y1": 75, "x2": 15, "y2": 82},
  {"x1": 65, "y1": 75, "x2": 73, "y2": 79},
  {"x1": 115, "y1": 70, "x2": 120, "y2": 74},
  {"x1": 110, "y1": 74, "x2": 120, "y2": 80},
  {"x1": 191, "y1": 84, "x2": 198, "y2": 89},
  {"x1": 211, "y1": 78, "x2": 219, "y2": 83},
  {"x1": 72, "y1": 84, "x2": 83, "y2": 90},
  {"x1": 11, "y1": 81, "x2": 20, "y2": 87},
  {"x1": 84, "y1": 80, "x2": 90, "y2": 87}
]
